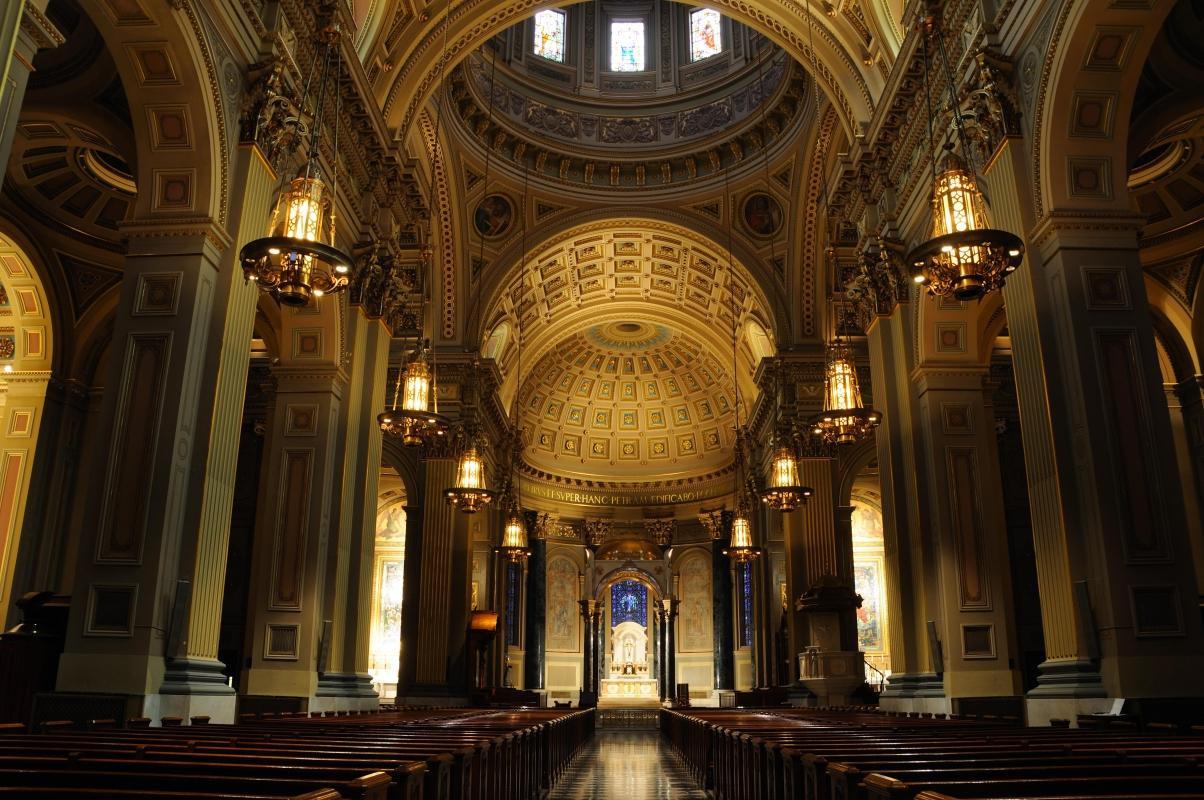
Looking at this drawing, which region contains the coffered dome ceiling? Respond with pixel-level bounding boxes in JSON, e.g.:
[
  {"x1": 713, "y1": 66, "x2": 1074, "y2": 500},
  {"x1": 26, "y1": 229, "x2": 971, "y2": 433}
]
[{"x1": 520, "y1": 320, "x2": 737, "y2": 481}]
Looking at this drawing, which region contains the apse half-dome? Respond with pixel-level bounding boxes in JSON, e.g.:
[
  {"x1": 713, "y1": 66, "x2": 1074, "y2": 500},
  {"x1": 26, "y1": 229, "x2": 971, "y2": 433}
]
[{"x1": 519, "y1": 320, "x2": 737, "y2": 482}]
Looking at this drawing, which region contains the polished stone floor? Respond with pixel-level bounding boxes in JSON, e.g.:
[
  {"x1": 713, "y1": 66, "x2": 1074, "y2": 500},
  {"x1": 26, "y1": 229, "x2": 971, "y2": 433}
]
[{"x1": 547, "y1": 730, "x2": 708, "y2": 799}]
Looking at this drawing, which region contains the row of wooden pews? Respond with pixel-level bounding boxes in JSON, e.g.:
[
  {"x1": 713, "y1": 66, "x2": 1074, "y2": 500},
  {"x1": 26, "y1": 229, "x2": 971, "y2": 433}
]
[
  {"x1": 0, "y1": 706, "x2": 594, "y2": 800},
  {"x1": 661, "y1": 706, "x2": 1204, "y2": 800}
]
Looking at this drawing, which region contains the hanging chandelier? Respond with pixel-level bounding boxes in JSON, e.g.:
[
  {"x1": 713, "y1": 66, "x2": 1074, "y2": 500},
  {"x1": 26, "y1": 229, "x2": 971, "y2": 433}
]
[
  {"x1": 241, "y1": 26, "x2": 351, "y2": 307},
  {"x1": 496, "y1": 163, "x2": 532, "y2": 562},
  {"x1": 497, "y1": 502, "x2": 530, "y2": 563},
  {"x1": 760, "y1": 360, "x2": 812, "y2": 511},
  {"x1": 907, "y1": 16, "x2": 1023, "y2": 301},
  {"x1": 725, "y1": 493, "x2": 762, "y2": 564},
  {"x1": 379, "y1": 338, "x2": 449, "y2": 446},
  {"x1": 444, "y1": 431, "x2": 496, "y2": 513},
  {"x1": 812, "y1": 341, "x2": 881, "y2": 445}
]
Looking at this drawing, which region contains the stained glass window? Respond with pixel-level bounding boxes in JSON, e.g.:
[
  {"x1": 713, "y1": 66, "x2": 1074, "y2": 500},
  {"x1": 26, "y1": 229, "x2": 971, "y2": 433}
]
[
  {"x1": 739, "y1": 563, "x2": 753, "y2": 647},
  {"x1": 532, "y1": 9, "x2": 566, "y2": 63},
  {"x1": 689, "y1": 8, "x2": 723, "y2": 62},
  {"x1": 610, "y1": 579, "x2": 648, "y2": 627},
  {"x1": 610, "y1": 20, "x2": 646, "y2": 71}
]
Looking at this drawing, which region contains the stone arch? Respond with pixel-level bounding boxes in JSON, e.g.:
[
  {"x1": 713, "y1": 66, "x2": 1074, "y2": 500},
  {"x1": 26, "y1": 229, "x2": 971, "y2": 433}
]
[
  {"x1": 76, "y1": 0, "x2": 229, "y2": 227},
  {"x1": 1032, "y1": 0, "x2": 1177, "y2": 218},
  {"x1": 837, "y1": 438, "x2": 879, "y2": 506},
  {"x1": 0, "y1": 230, "x2": 64, "y2": 617},
  {"x1": 594, "y1": 564, "x2": 664, "y2": 605},
  {"x1": 478, "y1": 211, "x2": 787, "y2": 369},
  {"x1": 379, "y1": 0, "x2": 882, "y2": 144}
]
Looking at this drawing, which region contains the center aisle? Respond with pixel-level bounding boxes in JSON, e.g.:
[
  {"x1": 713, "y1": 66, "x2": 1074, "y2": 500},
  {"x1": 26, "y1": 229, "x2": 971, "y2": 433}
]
[{"x1": 548, "y1": 729, "x2": 707, "y2": 799}]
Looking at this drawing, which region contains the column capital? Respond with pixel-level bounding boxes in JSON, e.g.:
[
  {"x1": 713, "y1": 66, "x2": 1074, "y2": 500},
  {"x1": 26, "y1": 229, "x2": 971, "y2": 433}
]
[
  {"x1": 1031, "y1": 212, "x2": 1144, "y2": 256},
  {"x1": 120, "y1": 217, "x2": 233, "y2": 256}
]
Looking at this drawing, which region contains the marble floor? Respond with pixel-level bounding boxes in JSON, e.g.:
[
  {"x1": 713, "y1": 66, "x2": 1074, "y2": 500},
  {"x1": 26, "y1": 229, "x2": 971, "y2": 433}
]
[{"x1": 548, "y1": 730, "x2": 708, "y2": 799}]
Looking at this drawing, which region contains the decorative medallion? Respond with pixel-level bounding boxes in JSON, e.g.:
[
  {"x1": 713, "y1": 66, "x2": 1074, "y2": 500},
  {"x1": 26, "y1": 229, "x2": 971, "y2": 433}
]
[
  {"x1": 474, "y1": 194, "x2": 514, "y2": 238},
  {"x1": 741, "y1": 192, "x2": 783, "y2": 237}
]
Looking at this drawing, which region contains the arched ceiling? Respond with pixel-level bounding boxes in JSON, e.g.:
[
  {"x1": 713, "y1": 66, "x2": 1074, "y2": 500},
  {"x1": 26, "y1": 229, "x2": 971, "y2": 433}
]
[
  {"x1": 483, "y1": 217, "x2": 774, "y2": 504},
  {"x1": 481, "y1": 217, "x2": 779, "y2": 408}
]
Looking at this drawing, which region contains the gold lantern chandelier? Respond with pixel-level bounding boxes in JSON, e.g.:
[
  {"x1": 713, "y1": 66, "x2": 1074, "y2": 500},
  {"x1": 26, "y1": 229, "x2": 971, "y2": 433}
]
[
  {"x1": 726, "y1": 433, "x2": 762, "y2": 565},
  {"x1": 761, "y1": 360, "x2": 813, "y2": 511},
  {"x1": 446, "y1": 41, "x2": 503, "y2": 516},
  {"x1": 720, "y1": 171, "x2": 760, "y2": 565},
  {"x1": 378, "y1": 331, "x2": 449, "y2": 446},
  {"x1": 241, "y1": 26, "x2": 351, "y2": 307},
  {"x1": 496, "y1": 167, "x2": 533, "y2": 563},
  {"x1": 813, "y1": 257, "x2": 881, "y2": 445},
  {"x1": 908, "y1": 15, "x2": 1023, "y2": 301}
]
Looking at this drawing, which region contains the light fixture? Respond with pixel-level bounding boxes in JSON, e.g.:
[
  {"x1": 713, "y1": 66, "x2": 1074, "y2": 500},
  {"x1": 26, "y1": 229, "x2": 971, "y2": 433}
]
[
  {"x1": 812, "y1": 340, "x2": 881, "y2": 445},
  {"x1": 495, "y1": 163, "x2": 534, "y2": 558},
  {"x1": 725, "y1": 494, "x2": 761, "y2": 564},
  {"x1": 720, "y1": 161, "x2": 760, "y2": 565},
  {"x1": 379, "y1": 337, "x2": 449, "y2": 446},
  {"x1": 907, "y1": 15, "x2": 1023, "y2": 301},
  {"x1": 497, "y1": 504, "x2": 530, "y2": 563},
  {"x1": 241, "y1": 26, "x2": 351, "y2": 307},
  {"x1": 444, "y1": 436, "x2": 495, "y2": 513},
  {"x1": 762, "y1": 436, "x2": 813, "y2": 511}
]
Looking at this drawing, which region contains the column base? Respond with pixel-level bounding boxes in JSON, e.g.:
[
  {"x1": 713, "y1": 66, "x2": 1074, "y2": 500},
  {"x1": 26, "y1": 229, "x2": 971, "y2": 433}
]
[
  {"x1": 880, "y1": 671, "x2": 946, "y2": 698},
  {"x1": 1027, "y1": 658, "x2": 1108, "y2": 698},
  {"x1": 160, "y1": 657, "x2": 236, "y2": 696},
  {"x1": 315, "y1": 672, "x2": 378, "y2": 698}
]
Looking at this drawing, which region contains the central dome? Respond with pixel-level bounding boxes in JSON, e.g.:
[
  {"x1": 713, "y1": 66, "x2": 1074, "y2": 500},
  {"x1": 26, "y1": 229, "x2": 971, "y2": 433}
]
[{"x1": 447, "y1": 1, "x2": 810, "y2": 188}]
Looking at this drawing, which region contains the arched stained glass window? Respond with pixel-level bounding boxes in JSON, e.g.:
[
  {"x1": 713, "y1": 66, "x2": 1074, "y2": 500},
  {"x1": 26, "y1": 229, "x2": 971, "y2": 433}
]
[
  {"x1": 689, "y1": 8, "x2": 722, "y2": 61},
  {"x1": 610, "y1": 579, "x2": 648, "y2": 627},
  {"x1": 533, "y1": 9, "x2": 566, "y2": 62},
  {"x1": 610, "y1": 20, "x2": 646, "y2": 71}
]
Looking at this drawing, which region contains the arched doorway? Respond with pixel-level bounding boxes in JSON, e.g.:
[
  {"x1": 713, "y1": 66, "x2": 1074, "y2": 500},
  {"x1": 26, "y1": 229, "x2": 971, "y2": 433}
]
[
  {"x1": 595, "y1": 567, "x2": 663, "y2": 705},
  {"x1": 368, "y1": 472, "x2": 407, "y2": 700}
]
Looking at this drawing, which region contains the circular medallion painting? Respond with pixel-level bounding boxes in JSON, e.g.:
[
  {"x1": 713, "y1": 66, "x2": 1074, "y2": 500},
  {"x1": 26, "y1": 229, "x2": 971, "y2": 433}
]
[
  {"x1": 474, "y1": 194, "x2": 514, "y2": 238},
  {"x1": 741, "y1": 192, "x2": 783, "y2": 237}
]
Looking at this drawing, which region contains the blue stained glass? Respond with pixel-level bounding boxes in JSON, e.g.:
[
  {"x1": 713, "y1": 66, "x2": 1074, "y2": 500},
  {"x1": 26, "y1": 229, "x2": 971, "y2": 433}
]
[
  {"x1": 610, "y1": 21, "x2": 645, "y2": 72},
  {"x1": 739, "y1": 563, "x2": 753, "y2": 647},
  {"x1": 610, "y1": 579, "x2": 647, "y2": 627},
  {"x1": 505, "y1": 561, "x2": 522, "y2": 646}
]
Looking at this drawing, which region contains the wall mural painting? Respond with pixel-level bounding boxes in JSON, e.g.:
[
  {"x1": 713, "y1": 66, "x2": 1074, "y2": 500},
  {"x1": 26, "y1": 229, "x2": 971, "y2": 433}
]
[
  {"x1": 678, "y1": 553, "x2": 713, "y2": 652},
  {"x1": 741, "y1": 192, "x2": 783, "y2": 237},
  {"x1": 474, "y1": 194, "x2": 514, "y2": 238},
  {"x1": 546, "y1": 556, "x2": 580, "y2": 652},
  {"x1": 854, "y1": 559, "x2": 885, "y2": 653}
]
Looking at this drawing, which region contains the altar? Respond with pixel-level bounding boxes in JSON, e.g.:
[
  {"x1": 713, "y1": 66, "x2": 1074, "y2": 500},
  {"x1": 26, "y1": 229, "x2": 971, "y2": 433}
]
[{"x1": 600, "y1": 677, "x2": 658, "y2": 702}]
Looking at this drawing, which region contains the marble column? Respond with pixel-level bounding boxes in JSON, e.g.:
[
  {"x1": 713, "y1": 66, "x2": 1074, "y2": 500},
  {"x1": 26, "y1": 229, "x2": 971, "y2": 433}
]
[
  {"x1": 913, "y1": 365, "x2": 1022, "y2": 700},
  {"x1": 578, "y1": 599, "x2": 599, "y2": 698},
  {"x1": 56, "y1": 219, "x2": 241, "y2": 719},
  {"x1": 711, "y1": 538, "x2": 734, "y2": 691},
  {"x1": 792, "y1": 457, "x2": 865, "y2": 704},
  {"x1": 867, "y1": 304, "x2": 943, "y2": 699},
  {"x1": 314, "y1": 310, "x2": 390, "y2": 709},
  {"x1": 1166, "y1": 377, "x2": 1204, "y2": 595},
  {"x1": 524, "y1": 538, "x2": 546, "y2": 691},
  {"x1": 663, "y1": 597, "x2": 679, "y2": 700},
  {"x1": 0, "y1": 2, "x2": 58, "y2": 172},
  {"x1": 241, "y1": 365, "x2": 344, "y2": 702},
  {"x1": 401, "y1": 455, "x2": 471, "y2": 697},
  {"x1": 655, "y1": 604, "x2": 666, "y2": 701}
]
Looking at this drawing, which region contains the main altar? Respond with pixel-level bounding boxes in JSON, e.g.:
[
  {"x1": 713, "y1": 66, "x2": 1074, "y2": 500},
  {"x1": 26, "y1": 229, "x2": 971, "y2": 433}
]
[{"x1": 598, "y1": 607, "x2": 658, "y2": 706}]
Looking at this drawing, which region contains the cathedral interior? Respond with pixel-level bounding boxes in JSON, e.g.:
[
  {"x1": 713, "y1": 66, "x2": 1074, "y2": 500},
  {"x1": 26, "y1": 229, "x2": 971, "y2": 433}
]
[{"x1": 1, "y1": 0, "x2": 1203, "y2": 796}]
